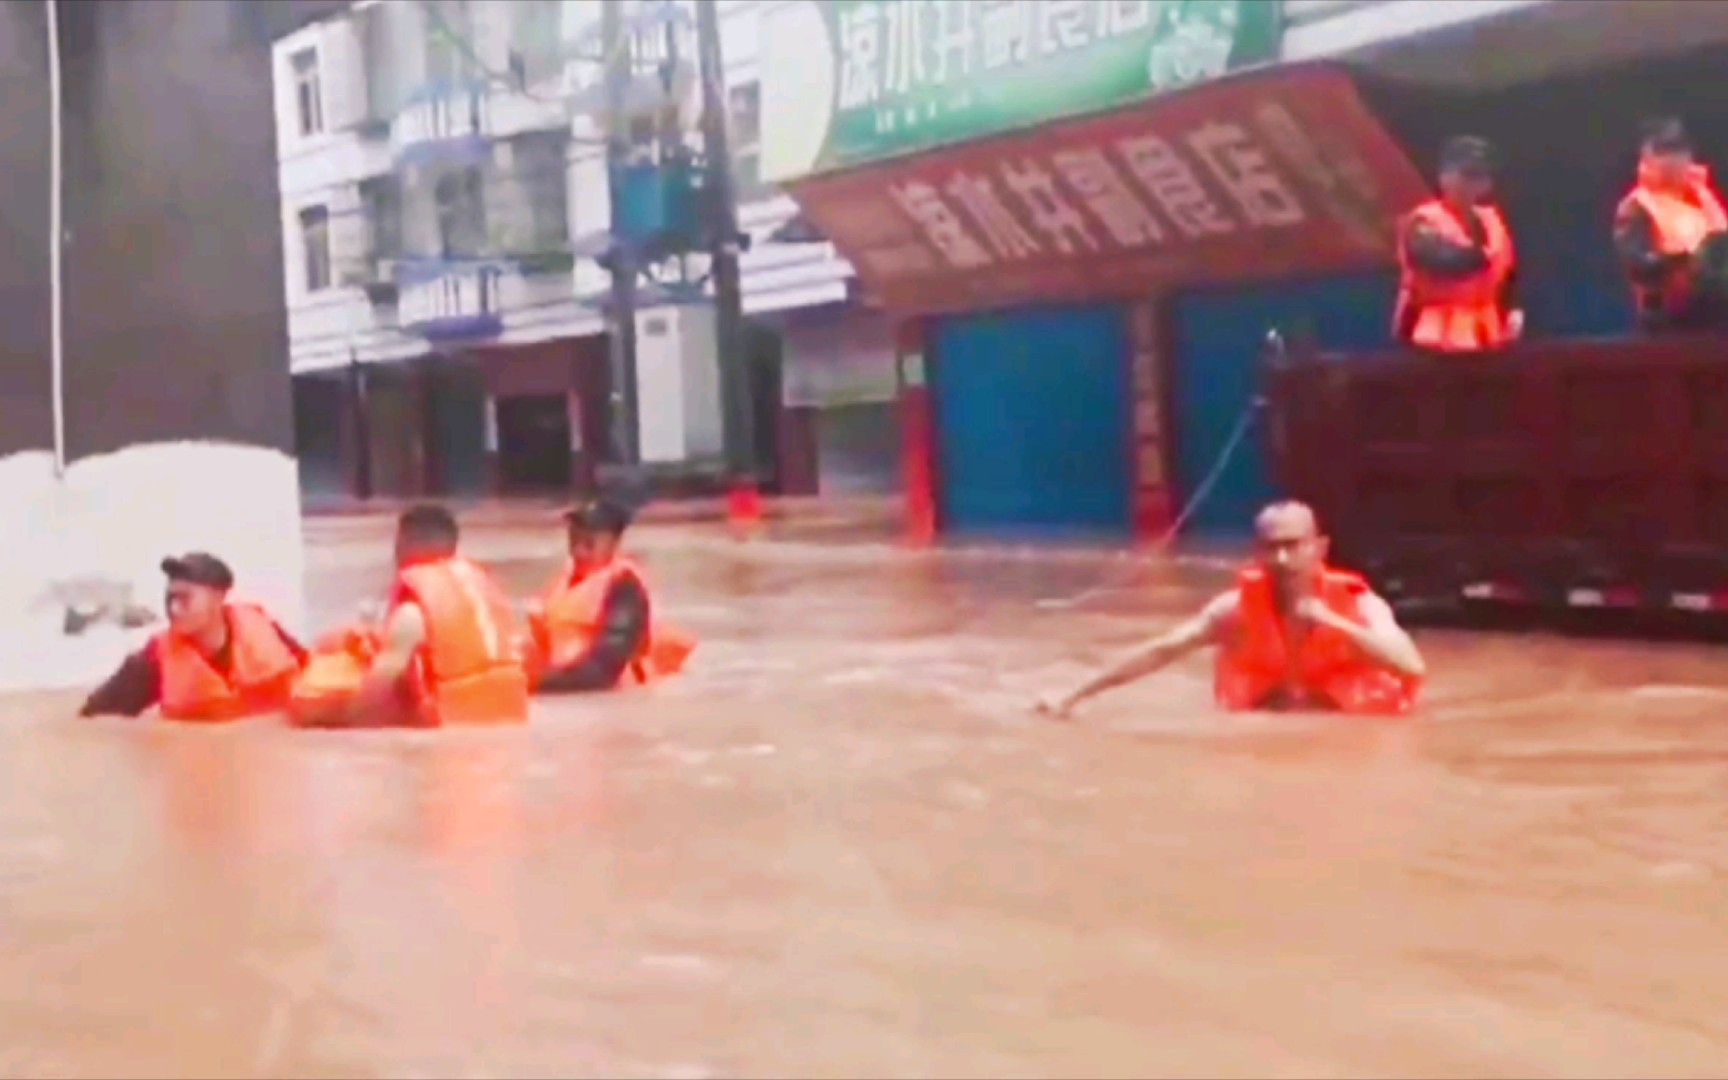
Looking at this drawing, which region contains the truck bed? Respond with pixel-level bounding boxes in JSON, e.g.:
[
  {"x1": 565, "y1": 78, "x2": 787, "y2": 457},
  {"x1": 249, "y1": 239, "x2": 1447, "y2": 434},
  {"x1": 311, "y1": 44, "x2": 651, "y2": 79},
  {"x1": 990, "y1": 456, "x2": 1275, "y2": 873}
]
[{"x1": 1263, "y1": 334, "x2": 1728, "y2": 622}]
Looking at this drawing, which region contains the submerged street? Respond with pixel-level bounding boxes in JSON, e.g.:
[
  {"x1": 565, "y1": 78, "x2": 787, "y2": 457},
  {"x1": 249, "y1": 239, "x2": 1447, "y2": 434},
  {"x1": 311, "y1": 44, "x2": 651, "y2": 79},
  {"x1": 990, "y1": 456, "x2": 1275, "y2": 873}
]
[{"x1": 2, "y1": 516, "x2": 1728, "y2": 1078}]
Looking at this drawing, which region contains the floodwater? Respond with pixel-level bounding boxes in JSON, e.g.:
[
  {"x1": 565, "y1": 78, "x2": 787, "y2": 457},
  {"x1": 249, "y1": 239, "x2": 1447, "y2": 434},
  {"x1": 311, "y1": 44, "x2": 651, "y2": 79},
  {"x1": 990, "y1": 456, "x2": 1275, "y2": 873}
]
[{"x1": 4, "y1": 517, "x2": 1728, "y2": 1079}]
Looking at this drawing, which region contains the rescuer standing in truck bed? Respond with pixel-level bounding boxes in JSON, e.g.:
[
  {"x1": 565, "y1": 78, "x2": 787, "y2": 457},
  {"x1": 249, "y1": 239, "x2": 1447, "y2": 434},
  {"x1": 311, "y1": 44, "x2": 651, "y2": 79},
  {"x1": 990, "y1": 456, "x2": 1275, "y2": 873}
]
[
  {"x1": 1035, "y1": 502, "x2": 1426, "y2": 720},
  {"x1": 1394, "y1": 135, "x2": 1523, "y2": 354},
  {"x1": 1615, "y1": 117, "x2": 1728, "y2": 334}
]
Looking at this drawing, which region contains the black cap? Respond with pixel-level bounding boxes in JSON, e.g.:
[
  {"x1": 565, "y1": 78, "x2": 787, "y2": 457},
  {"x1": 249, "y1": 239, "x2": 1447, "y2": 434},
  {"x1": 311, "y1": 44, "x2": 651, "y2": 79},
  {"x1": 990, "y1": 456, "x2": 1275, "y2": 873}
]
[
  {"x1": 564, "y1": 499, "x2": 632, "y2": 536},
  {"x1": 1641, "y1": 116, "x2": 1692, "y2": 154},
  {"x1": 161, "y1": 552, "x2": 235, "y2": 591},
  {"x1": 1440, "y1": 135, "x2": 1494, "y2": 175}
]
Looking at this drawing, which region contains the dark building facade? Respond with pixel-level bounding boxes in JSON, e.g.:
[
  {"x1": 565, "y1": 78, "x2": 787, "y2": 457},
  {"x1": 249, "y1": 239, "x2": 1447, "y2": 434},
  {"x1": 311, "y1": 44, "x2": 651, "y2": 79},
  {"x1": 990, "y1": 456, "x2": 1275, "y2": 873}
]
[{"x1": 0, "y1": 0, "x2": 311, "y2": 689}]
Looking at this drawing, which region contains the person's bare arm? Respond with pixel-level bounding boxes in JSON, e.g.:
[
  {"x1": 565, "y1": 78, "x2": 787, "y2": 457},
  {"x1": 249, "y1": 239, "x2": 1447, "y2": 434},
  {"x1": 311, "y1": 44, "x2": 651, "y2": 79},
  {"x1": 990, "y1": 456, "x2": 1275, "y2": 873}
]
[
  {"x1": 306, "y1": 603, "x2": 427, "y2": 728},
  {"x1": 1297, "y1": 591, "x2": 1425, "y2": 678},
  {"x1": 1037, "y1": 592, "x2": 1238, "y2": 720}
]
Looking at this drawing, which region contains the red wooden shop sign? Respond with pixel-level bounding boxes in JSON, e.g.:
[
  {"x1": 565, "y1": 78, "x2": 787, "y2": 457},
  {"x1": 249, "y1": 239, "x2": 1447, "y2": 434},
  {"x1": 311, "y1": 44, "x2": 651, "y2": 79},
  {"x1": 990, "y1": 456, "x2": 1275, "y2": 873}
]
[{"x1": 785, "y1": 62, "x2": 1431, "y2": 316}]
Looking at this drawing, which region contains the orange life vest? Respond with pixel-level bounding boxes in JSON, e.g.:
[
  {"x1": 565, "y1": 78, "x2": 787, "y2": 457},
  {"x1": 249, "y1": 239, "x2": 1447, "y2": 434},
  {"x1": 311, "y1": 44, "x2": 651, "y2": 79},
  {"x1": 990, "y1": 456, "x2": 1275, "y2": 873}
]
[
  {"x1": 1617, "y1": 161, "x2": 1728, "y2": 316},
  {"x1": 157, "y1": 603, "x2": 302, "y2": 722},
  {"x1": 390, "y1": 557, "x2": 530, "y2": 726},
  {"x1": 1214, "y1": 566, "x2": 1419, "y2": 716},
  {"x1": 286, "y1": 625, "x2": 382, "y2": 728},
  {"x1": 1395, "y1": 199, "x2": 1515, "y2": 353},
  {"x1": 527, "y1": 556, "x2": 695, "y2": 689}
]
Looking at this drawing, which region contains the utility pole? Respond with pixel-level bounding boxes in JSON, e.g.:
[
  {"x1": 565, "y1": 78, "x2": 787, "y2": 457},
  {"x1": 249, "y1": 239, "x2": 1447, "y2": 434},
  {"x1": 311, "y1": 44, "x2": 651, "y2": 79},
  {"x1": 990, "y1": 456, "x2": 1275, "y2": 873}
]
[
  {"x1": 694, "y1": 0, "x2": 753, "y2": 484},
  {"x1": 601, "y1": 0, "x2": 640, "y2": 470}
]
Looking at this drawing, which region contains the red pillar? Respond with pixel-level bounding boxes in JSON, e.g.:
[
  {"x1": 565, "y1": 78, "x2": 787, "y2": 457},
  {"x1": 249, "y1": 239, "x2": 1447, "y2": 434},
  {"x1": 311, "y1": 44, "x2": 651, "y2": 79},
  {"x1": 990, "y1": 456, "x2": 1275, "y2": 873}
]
[
  {"x1": 1126, "y1": 297, "x2": 1175, "y2": 546},
  {"x1": 897, "y1": 319, "x2": 937, "y2": 547}
]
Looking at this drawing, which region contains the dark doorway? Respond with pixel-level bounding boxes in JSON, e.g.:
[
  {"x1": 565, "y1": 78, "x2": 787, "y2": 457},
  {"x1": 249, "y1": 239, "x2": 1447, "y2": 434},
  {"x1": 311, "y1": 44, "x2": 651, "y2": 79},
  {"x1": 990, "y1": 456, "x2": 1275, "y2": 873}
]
[
  {"x1": 496, "y1": 393, "x2": 572, "y2": 493},
  {"x1": 292, "y1": 372, "x2": 348, "y2": 499},
  {"x1": 744, "y1": 320, "x2": 784, "y2": 493}
]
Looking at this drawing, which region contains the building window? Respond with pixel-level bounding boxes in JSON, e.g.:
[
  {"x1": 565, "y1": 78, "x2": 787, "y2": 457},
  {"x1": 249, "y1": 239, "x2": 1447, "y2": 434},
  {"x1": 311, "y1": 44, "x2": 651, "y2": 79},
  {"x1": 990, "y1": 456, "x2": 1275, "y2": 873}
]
[
  {"x1": 300, "y1": 206, "x2": 332, "y2": 292},
  {"x1": 359, "y1": 175, "x2": 403, "y2": 262},
  {"x1": 504, "y1": 133, "x2": 569, "y2": 253},
  {"x1": 435, "y1": 167, "x2": 487, "y2": 259},
  {"x1": 289, "y1": 47, "x2": 322, "y2": 137},
  {"x1": 729, "y1": 81, "x2": 764, "y2": 198}
]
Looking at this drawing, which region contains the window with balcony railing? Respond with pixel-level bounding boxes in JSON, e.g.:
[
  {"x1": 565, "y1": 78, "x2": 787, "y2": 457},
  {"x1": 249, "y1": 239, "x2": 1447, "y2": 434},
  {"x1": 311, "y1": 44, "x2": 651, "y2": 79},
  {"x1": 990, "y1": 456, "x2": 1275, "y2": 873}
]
[
  {"x1": 490, "y1": 132, "x2": 572, "y2": 256},
  {"x1": 359, "y1": 175, "x2": 403, "y2": 264},
  {"x1": 435, "y1": 167, "x2": 488, "y2": 259}
]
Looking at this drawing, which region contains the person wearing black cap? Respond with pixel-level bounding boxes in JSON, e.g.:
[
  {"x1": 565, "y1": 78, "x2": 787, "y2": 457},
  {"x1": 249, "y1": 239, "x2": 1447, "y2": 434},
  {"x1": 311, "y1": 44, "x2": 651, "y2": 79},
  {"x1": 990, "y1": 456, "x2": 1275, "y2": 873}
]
[
  {"x1": 1393, "y1": 135, "x2": 1523, "y2": 353},
  {"x1": 80, "y1": 554, "x2": 307, "y2": 720},
  {"x1": 526, "y1": 499, "x2": 694, "y2": 692},
  {"x1": 1614, "y1": 117, "x2": 1728, "y2": 332}
]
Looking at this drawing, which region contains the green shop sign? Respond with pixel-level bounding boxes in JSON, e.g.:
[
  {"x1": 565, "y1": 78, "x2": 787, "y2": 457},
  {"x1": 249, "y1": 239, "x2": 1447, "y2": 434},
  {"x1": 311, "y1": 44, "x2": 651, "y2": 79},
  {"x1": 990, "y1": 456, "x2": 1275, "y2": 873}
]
[{"x1": 761, "y1": 0, "x2": 1283, "y2": 183}]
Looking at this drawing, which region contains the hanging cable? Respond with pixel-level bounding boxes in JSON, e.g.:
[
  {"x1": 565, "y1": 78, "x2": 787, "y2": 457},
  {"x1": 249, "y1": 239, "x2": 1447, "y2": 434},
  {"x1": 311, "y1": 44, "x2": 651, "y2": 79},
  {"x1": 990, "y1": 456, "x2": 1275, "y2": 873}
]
[{"x1": 1033, "y1": 394, "x2": 1264, "y2": 611}]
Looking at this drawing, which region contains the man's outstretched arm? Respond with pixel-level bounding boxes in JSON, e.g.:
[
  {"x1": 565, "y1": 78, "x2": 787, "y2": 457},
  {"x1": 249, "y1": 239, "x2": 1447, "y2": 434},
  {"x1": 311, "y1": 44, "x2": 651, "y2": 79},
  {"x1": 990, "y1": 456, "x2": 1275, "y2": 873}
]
[
  {"x1": 79, "y1": 645, "x2": 162, "y2": 718},
  {"x1": 1037, "y1": 592, "x2": 1237, "y2": 720}
]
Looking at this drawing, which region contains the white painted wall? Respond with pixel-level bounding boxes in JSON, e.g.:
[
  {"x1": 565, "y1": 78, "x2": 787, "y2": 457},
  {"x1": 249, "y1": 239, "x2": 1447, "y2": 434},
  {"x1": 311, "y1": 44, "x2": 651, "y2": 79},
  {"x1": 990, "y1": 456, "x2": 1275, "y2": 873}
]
[
  {"x1": 0, "y1": 445, "x2": 304, "y2": 692},
  {"x1": 1283, "y1": 0, "x2": 1552, "y2": 61}
]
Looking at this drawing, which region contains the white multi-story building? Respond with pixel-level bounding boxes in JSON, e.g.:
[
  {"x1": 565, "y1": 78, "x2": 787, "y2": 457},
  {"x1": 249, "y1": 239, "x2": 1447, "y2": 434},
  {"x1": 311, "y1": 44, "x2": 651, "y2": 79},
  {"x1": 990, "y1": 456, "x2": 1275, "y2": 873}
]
[{"x1": 274, "y1": 0, "x2": 894, "y2": 503}]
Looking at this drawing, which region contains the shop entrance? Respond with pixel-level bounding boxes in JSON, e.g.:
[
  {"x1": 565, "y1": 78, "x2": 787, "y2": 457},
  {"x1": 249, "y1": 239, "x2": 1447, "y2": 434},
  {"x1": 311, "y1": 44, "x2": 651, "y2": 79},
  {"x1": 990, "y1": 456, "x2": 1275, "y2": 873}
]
[
  {"x1": 495, "y1": 393, "x2": 573, "y2": 493},
  {"x1": 930, "y1": 303, "x2": 1131, "y2": 540}
]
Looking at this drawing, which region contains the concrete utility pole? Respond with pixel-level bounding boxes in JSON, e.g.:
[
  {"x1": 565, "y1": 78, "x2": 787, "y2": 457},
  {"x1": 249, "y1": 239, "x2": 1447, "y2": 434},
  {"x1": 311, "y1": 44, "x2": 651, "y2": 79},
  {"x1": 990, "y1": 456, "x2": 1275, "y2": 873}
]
[
  {"x1": 601, "y1": 0, "x2": 640, "y2": 469},
  {"x1": 694, "y1": 0, "x2": 753, "y2": 483}
]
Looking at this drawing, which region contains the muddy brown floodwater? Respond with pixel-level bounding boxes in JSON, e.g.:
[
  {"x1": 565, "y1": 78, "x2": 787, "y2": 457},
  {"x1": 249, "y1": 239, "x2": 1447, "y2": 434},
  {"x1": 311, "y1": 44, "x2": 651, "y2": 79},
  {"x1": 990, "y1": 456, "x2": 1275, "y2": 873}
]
[{"x1": 3, "y1": 517, "x2": 1728, "y2": 1079}]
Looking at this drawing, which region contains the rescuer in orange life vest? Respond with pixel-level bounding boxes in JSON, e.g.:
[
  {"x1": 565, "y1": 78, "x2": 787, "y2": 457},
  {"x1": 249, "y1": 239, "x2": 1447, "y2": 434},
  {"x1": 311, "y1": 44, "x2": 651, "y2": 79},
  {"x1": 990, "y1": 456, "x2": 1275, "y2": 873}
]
[
  {"x1": 1393, "y1": 135, "x2": 1523, "y2": 353},
  {"x1": 1034, "y1": 502, "x2": 1425, "y2": 719},
  {"x1": 524, "y1": 499, "x2": 695, "y2": 692},
  {"x1": 290, "y1": 504, "x2": 530, "y2": 728},
  {"x1": 1614, "y1": 117, "x2": 1728, "y2": 332},
  {"x1": 80, "y1": 553, "x2": 307, "y2": 721}
]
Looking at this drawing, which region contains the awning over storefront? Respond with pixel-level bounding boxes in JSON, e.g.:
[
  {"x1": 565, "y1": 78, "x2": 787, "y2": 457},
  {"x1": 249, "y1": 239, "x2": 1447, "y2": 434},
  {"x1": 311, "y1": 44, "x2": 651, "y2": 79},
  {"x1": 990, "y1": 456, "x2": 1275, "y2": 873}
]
[{"x1": 783, "y1": 62, "x2": 1431, "y2": 316}]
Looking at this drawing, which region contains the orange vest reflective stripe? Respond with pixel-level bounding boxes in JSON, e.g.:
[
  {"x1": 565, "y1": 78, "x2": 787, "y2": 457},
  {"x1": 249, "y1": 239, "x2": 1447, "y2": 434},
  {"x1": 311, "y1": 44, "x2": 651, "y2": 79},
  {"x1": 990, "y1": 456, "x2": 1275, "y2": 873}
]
[
  {"x1": 390, "y1": 558, "x2": 530, "y2": 725},
  {"x1": 1396, "y1": 199, "x2": 1515, "y2": 353},
  {"x1": 157, "y1": 603, "x2": 302, "y2": 722},
  {"x1": 1214, "y1": 566, "x2": 1419, "y2": 716},
  {"x1": 1617, "y1": 162, "x2": 1728, "y2": 314},
  {"x1": 529, "y1": 557, "x2": 695, "y2": 689}
]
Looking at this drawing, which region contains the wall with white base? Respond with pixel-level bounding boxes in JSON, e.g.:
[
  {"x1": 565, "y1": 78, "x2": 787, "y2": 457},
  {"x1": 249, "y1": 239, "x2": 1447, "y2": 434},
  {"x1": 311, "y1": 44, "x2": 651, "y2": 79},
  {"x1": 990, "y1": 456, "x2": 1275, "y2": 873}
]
[{"x1": 0, "y1": 446, "x2": 305, "y2": 694}]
